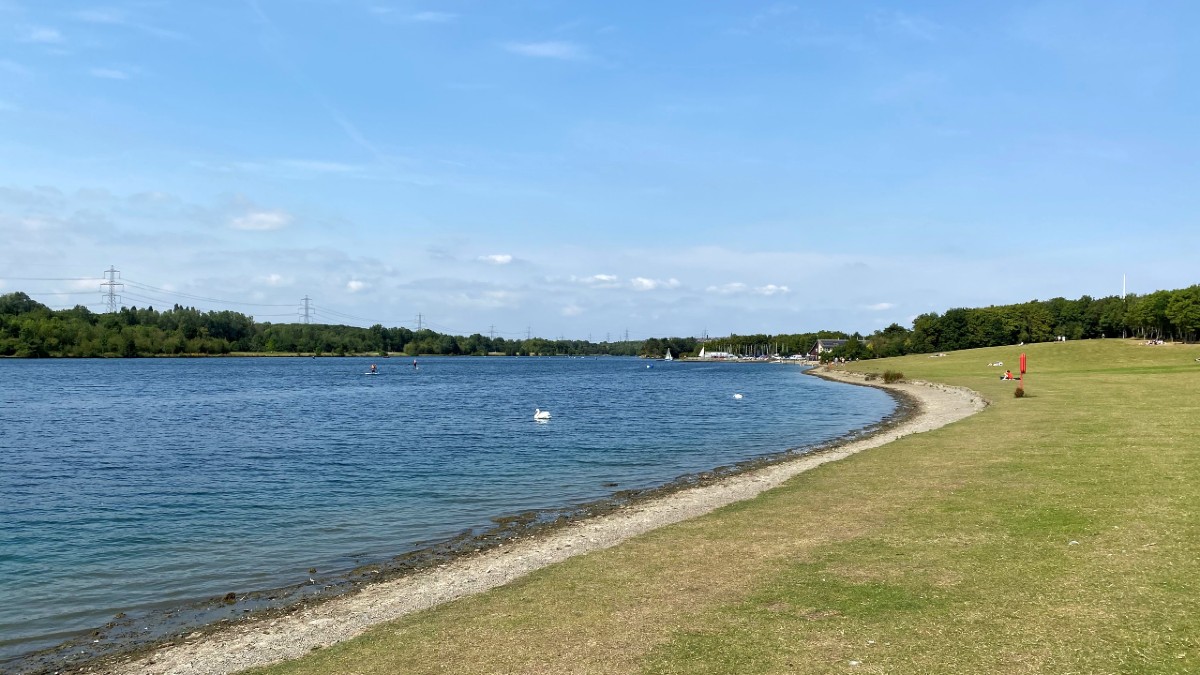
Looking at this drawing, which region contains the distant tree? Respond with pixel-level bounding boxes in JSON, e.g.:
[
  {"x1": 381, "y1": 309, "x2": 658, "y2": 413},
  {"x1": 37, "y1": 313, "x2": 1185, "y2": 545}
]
[{"x1": 1166, "y1": 286, "x2": 1200, "y2": 342}]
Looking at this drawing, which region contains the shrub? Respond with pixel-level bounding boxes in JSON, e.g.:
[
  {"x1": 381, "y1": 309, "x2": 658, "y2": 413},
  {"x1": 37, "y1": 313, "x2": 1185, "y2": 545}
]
[
  {"x1": 883, "y1": 370, "x2": 904, "y2": 384},
  {"x1": 864, "y1": 372, "x2": 879, "y2": 381},
  {"x1": 1014, "y1": 386, "x2": 1025, "y2": 398}
]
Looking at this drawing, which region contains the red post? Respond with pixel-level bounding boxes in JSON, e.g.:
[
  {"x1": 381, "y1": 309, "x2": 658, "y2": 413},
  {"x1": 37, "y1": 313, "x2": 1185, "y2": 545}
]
[{"x1": 1019, "y1": 353, "x2": 1027, "y2": 385}]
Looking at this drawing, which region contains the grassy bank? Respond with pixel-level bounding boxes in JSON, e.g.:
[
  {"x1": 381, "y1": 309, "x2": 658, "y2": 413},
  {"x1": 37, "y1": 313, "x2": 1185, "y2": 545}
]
[{"x1": 252, "y1": 339, "x2": 1200, "y2": 674}]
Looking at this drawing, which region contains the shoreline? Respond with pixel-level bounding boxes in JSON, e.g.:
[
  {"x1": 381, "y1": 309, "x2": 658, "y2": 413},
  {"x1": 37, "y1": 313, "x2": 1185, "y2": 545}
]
[{"x1": 53, "y1": 369, "x2": 986, "y2": 675}]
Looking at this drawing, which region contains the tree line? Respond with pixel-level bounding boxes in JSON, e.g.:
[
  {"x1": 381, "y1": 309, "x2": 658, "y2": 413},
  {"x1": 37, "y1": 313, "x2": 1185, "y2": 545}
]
[
  {"x1": 825, "y1": 285, "x2": 1200, "y2": 362},
  {"x1": 0, "y1": 293, "x2": 650, "y2": 358},
  {"x1": 2, "y1": 284, "x2": 1198, "y2": 359}
]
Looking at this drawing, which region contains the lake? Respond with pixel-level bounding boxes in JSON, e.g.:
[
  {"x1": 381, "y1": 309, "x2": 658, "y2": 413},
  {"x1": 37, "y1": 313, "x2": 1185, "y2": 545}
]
[{"x1": 0, "y1": 356, "x2": 895, "y2": 670}]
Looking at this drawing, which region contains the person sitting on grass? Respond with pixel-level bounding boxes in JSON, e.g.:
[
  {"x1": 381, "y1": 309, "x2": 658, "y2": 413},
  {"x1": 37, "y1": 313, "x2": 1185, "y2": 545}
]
[{"x1": 1002, "y1": 369, "x2": 1014, "y2": 380}]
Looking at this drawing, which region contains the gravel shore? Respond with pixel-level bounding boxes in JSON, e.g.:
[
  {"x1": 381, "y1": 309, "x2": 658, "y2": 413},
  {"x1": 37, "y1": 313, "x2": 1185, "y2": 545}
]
[{"x1": 97, "y1": 369, "x2": 986, "y2": 675}]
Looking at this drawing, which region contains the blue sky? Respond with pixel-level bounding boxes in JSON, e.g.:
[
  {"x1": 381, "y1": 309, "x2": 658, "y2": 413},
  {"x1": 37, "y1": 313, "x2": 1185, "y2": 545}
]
[{"x1": 1, "y1": 1, "x2": 1197, "y2": 340}]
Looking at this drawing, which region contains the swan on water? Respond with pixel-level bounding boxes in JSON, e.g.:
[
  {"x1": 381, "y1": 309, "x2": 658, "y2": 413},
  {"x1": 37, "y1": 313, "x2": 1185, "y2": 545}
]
[
  {"x1": 733, "y1": 393, "x2": 744, "y2": 399},
  {"x1": 534, "y1": 408, "x2": 551, "y2": 420}
]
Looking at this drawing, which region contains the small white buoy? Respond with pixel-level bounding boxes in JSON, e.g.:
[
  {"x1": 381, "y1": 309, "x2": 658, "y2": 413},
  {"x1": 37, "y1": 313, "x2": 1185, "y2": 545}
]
[{"x1": 733, "y1": 393, "x2": 743, "y2": 399}]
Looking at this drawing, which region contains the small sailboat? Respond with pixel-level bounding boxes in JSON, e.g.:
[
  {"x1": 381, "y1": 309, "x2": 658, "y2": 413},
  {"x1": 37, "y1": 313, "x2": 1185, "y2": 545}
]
[{"x1": 663, "y1": 349, "x2": 673, "y2": 361}]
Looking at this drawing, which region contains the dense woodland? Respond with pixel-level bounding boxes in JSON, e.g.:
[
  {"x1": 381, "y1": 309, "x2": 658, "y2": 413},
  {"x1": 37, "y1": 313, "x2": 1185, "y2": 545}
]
[{"x1": 1, "y1": 285, "x2": 1198, "y2": 359}]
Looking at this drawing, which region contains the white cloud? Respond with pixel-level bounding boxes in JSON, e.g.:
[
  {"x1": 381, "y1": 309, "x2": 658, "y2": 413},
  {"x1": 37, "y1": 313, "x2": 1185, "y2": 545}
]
[
  {"x1": 408, "y1": 11, "x2": 457, "y2": 23},
  {"x1": 569, "y1": 273, "x2": 620, "y2": 288},
  {"x1": 89, "y1": 67, "x2": 131, "y2": 80},
  {"x1": 631, "y1": 277, "x2": 680, "y2": 291},
  {"x1": 23, "y1": 26, "x2": 64, "y2": 44},
  {"x1": 503, "y1": 41, "x2": 587, "y2": 60},
  {"x1": 561, "y1": 303, "x2": 583, "y2": 317},
  {"x1": 755, "y1": 284, "x2": 790, "y2": 296},
  {"x1": 705, "y1": 282, "x2": 789, "y2": 296},
  {"x1": 867, "y1": 302, "x2": 895, "y2": 311},
  {"x1": 479, "y1": 253, "x2": 513, "y2": 265},
  {"x1": 230, "y1": 210, "x2": 291, "y2": 231},
  {"x1": 706, "y1": 282, "x2": 748, "y2": 295},
  {"x1": 262, "y1": 273, "x2": 285, "y2": 286},
  {"x1": 347, "y1": 280, "x2": 367, "y2": 293}
]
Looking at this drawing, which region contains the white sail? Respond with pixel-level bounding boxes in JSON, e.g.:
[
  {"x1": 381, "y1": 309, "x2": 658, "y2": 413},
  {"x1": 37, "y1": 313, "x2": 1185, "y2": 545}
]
[{"x1": 664, "y1": 349, "x2": 673, "y2": 361}]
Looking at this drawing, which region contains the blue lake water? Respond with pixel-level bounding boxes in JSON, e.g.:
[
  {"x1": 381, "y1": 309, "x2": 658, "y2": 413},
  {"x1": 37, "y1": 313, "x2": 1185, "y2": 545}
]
[{"x1": 0, "y1": 357, "x2": 895, "y2": 668}]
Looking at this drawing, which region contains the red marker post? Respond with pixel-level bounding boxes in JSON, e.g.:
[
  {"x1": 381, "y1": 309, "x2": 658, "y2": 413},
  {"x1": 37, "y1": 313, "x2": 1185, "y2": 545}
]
[{"x1": 1019, "y1": 353, "x2": 1027, "y2": 386}]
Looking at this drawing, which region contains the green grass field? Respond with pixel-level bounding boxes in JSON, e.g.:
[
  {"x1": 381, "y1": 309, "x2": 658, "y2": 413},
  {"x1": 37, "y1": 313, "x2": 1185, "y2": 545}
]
[{"x1": 252, "y1": 339, "x2": 1200, "y2": 674}]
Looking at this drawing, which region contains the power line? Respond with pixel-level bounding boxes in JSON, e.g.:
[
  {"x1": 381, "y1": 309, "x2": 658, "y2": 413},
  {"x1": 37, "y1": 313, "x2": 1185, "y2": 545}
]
[
  {"x1": 3, "y1": 277, "x2": 103, "y2": 282},
  {"x1": 122, "y1": 290, "x2": 178, "y2": 306},
  {"x1": 46, "y1": 304, "x2": 105, "y2": 310},
  {"x1": 123, "y1": 279, "x2": 294, "y2": 307}
]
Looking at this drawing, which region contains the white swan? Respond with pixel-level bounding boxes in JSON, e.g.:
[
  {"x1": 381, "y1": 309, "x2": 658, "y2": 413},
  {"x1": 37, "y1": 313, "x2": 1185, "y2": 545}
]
[
  {"x1": 534, "y1": 408, "x2": 551, "y2": 420},
  {"x1": 733, "y1": 393, "x2": 744, "y2": 399}
]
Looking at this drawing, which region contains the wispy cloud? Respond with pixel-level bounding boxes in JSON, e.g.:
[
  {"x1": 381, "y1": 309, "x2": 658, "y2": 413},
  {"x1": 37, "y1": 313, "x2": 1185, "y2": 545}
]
[
  {"x1": 191, "y1": 158, "x2": 366, "y2": 178},
  {"x1": 872, "y1": 71, "x2": 945, "y2": 103},
  {"x1": 22, "y1": 26, "x2": 64, "y2": 44},
  {"x1": 503, "y1": 41, "x2": 587, "y2": 61},
  {"x1": 368, "y1": 6, "x2": 458, "y2": 23},
  {"x1": 346, "y1": 279, "x2": 367, "y2": 293},
  {"x1": 89, "y1": 67, "x2": 131, "y2": 80},
  {"x1": 631, "y1": 277, "x2": 680, "y2": 291},
  {"x1": 746, "y1": 3, "x2": 799, "y2": 31},
  {"x1": 0, "y1": 59, "x2": 32, "y2": 77},
  {"x1": 867, "y1": 302, "x2": 895, "y2": 311},
  {"x1": 279, "y1": 159, "x2": 358, "y2": 173},
  {"x1": 69, "y1": 8, "x2": 186, "y2": 40},
  {"x1": 247, "y1": 0, "x2": 397, "y2": 172},
  {"x1": 706, "y1": 282, "x2": 790, "y2": 296},
  {"x1": 479, "y1": 253, "x2": 513, "y2": 265},
  {"x1": 230, "y1": 209, "x2": 291, "y2": 231},
  {"x1": 707, "y1": 282, "x2": 748, "y2": 295},
  {"x1": 408, "y1": 11, "x2": 457, "y2": 23},
  {"x1": 871, "y1": 10, "x2": 941, "y2": 41}
]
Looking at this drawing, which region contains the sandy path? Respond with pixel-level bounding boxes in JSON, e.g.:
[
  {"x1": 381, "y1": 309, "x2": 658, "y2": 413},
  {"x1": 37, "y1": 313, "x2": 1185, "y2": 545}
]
[{"x1": 103, "y1": 371, "x2": 985, "y2": 675}]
